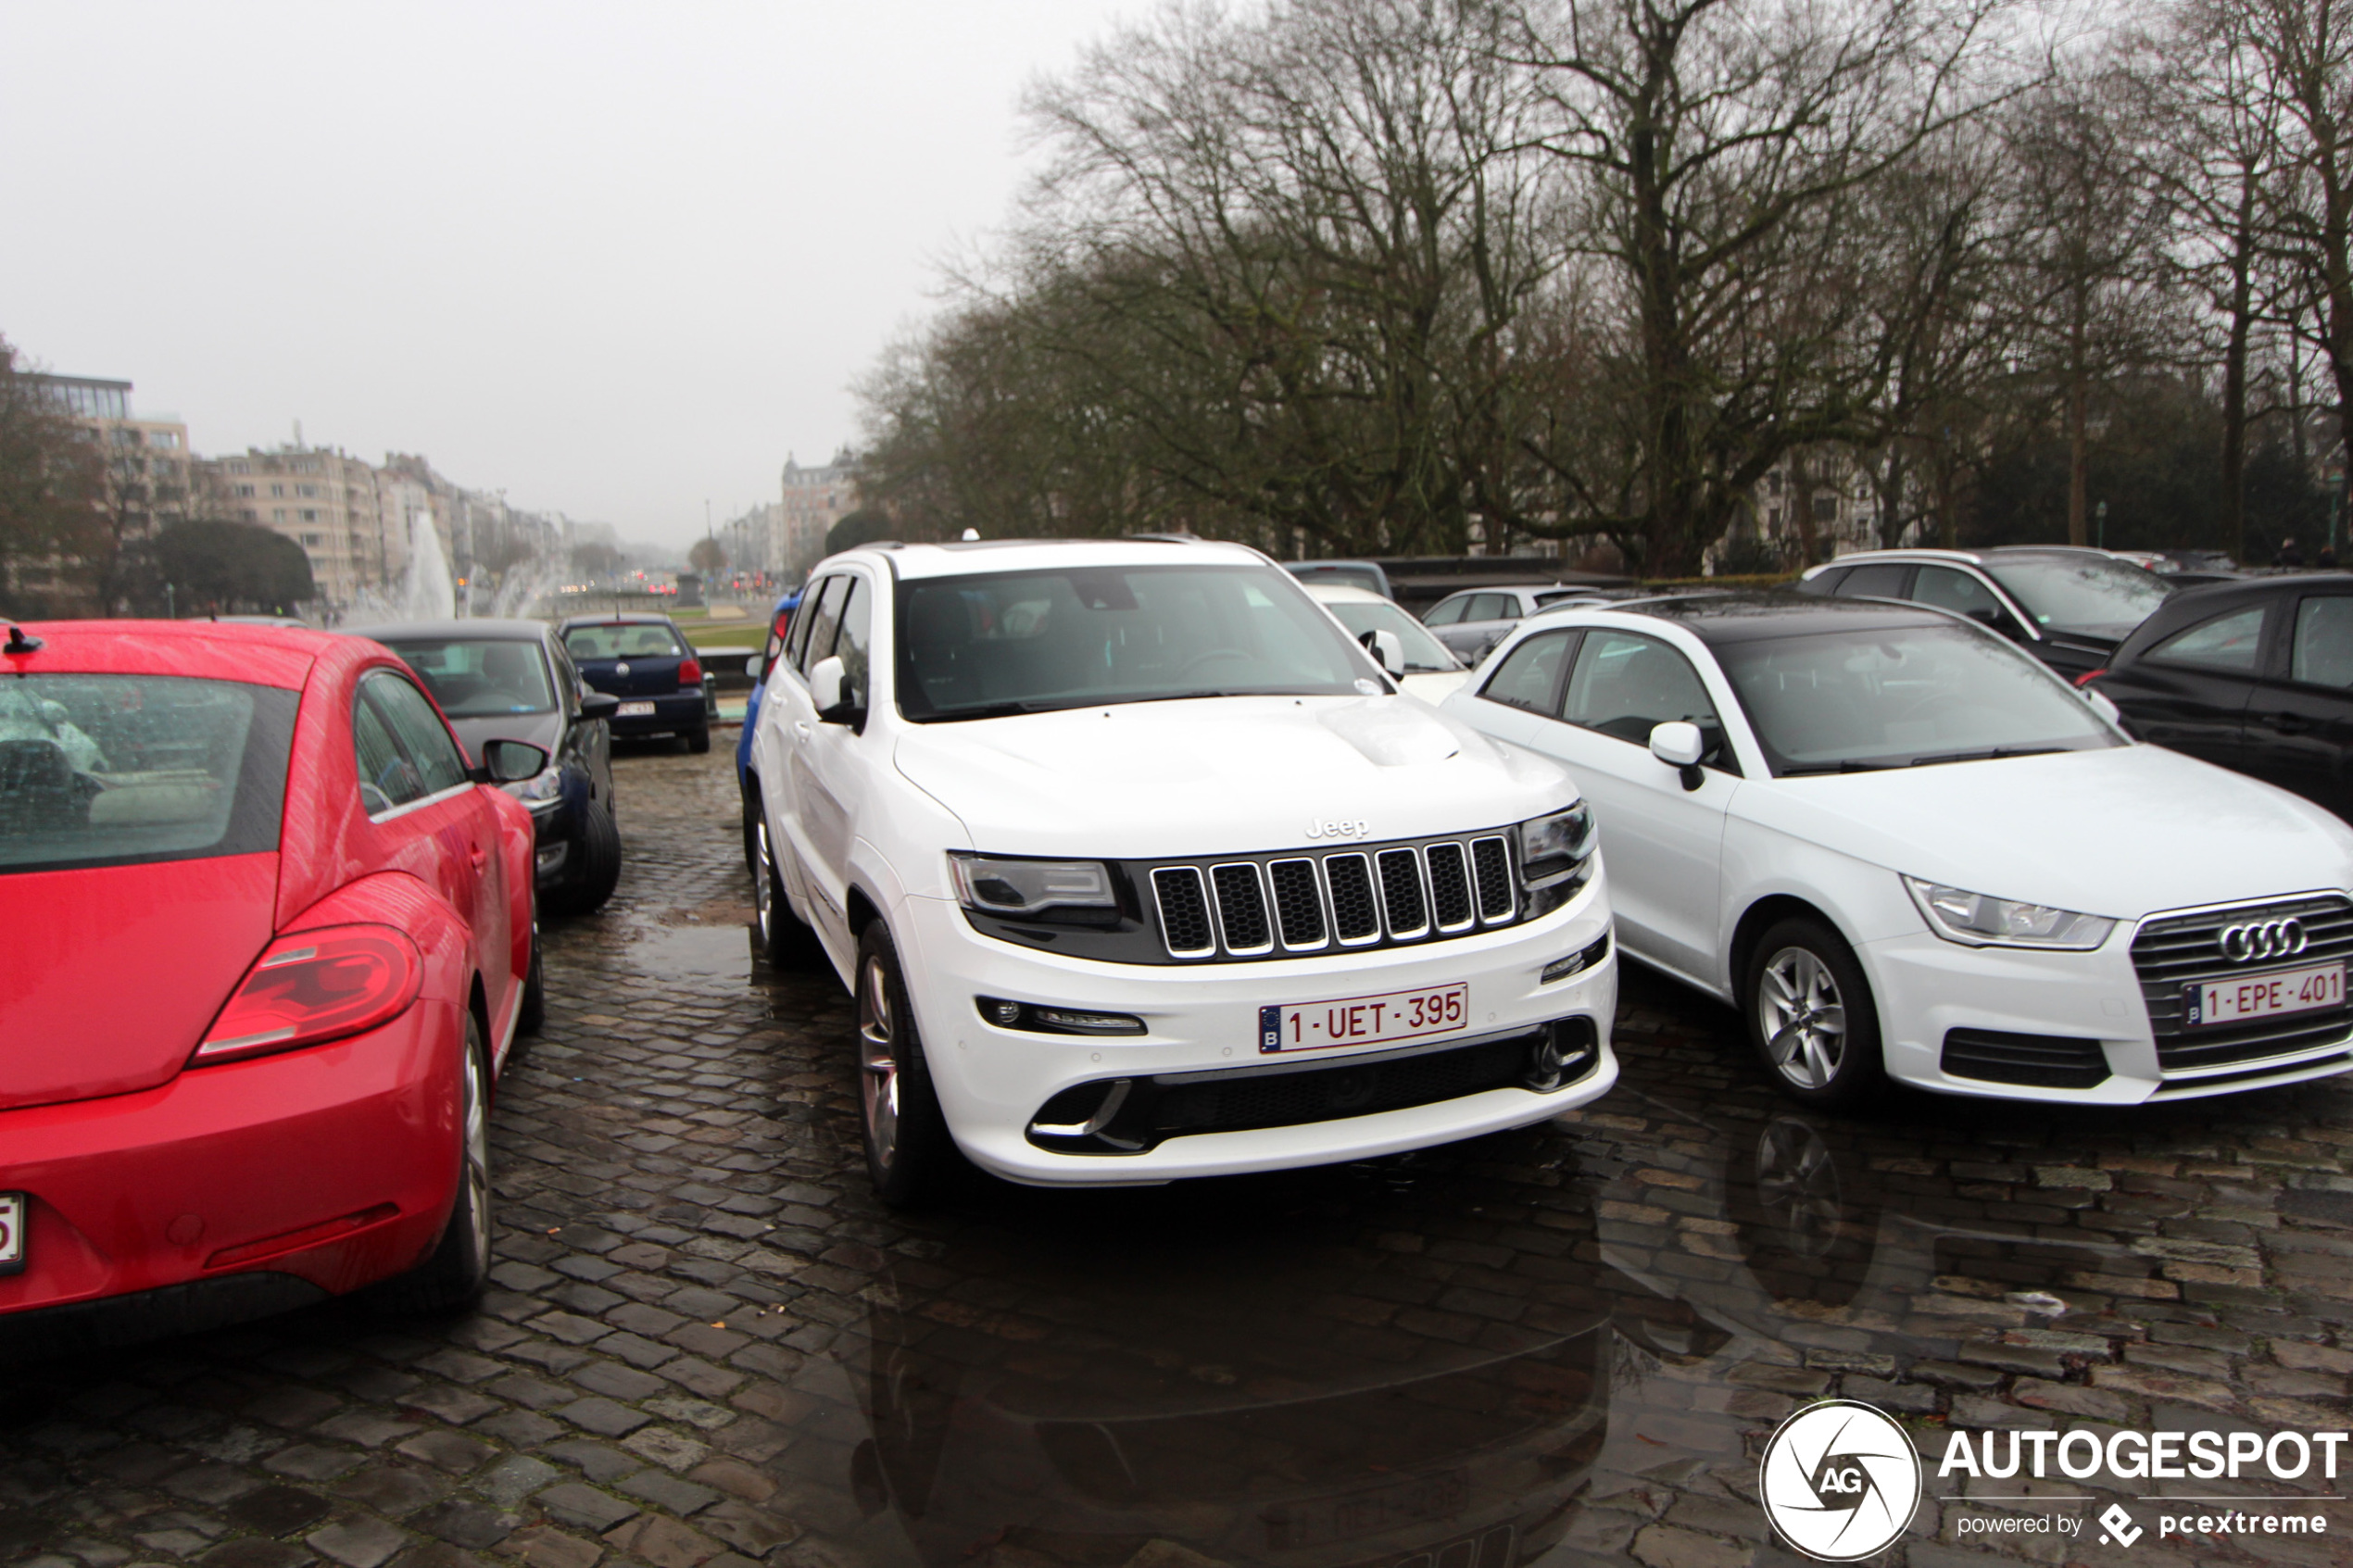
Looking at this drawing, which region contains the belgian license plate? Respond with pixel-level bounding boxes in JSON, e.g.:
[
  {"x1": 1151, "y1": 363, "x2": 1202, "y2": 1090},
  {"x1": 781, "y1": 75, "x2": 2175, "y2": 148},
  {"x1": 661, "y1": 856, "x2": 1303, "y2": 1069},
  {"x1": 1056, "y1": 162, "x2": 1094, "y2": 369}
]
[
  {"x1": 2185, "y1": 961, "x2": 2345, "y2": 1027},
  {"x1": 0, "y1": 1192, "x2": 23, "y2": 1273},
  {"x1": 1260, "y1": 983, "x2": 1469, "y2": 1054},
  {"x1": 615, "y1": 700, "x2": 655, "y2": 717}
]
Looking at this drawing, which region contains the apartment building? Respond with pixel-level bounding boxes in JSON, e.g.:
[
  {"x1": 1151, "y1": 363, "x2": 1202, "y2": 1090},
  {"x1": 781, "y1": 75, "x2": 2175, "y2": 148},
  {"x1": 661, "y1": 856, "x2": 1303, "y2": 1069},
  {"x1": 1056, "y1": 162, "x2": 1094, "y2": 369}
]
[
  {"x1": 208, "y1": 445, "x2": 394, "y2": 609},
  {"x1": 779, "y1": 448, "x2": 859, "y2": 577}
]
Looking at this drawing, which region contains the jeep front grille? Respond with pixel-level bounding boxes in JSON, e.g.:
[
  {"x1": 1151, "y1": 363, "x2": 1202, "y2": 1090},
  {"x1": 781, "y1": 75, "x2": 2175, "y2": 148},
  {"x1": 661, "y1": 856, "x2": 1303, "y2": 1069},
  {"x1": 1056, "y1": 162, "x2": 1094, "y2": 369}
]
[{"x1": 1139, "y1": 831, "x2": 1523, "y2": 961}]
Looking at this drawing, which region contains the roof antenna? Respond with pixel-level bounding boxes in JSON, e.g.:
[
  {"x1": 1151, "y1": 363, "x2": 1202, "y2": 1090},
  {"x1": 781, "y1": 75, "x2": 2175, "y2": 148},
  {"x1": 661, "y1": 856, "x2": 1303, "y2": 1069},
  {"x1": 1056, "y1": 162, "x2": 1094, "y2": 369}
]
[{"x1": 4, "y1": 625, "x2": 42, "y2": 655}]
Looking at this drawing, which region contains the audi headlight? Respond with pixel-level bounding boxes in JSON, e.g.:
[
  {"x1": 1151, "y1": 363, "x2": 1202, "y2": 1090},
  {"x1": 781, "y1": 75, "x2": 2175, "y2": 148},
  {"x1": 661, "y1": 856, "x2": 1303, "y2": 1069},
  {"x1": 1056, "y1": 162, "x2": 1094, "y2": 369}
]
[
  {"x1": 1904, "y1": 876, "x2": 2114, "y2": 950},
  {"x1": 1517, "y1": 804, "x2": 1597, "y2": 917},
  {"x1": 501, "y1": 767, "x2": 565, "y2": 811},
  {"x1": 949, "y1": 853, "x2": 1117, "y2": 918}
]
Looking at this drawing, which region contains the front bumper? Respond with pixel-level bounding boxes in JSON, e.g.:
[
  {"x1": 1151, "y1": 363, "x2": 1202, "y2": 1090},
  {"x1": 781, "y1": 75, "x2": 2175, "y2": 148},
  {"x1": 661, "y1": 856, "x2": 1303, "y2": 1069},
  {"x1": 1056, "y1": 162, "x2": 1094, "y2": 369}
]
[
  {"x1": 0, "y1": 998, "x2": 467, "y2": 1332},
  {"x1": 1866, "y1": 929, "x2": 2353, "y2": 1102},
  {"x1": 892, "y1": 877, "x2": 1618, "y2": 1185}
]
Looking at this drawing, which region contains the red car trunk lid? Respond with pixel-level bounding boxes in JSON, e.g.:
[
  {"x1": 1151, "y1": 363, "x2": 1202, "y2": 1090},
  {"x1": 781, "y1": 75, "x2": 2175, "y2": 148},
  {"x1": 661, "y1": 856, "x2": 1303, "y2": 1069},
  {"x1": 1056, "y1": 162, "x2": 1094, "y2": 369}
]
[{"x1": 0, "y1": 853, "x2": 279, "y2": 1110}]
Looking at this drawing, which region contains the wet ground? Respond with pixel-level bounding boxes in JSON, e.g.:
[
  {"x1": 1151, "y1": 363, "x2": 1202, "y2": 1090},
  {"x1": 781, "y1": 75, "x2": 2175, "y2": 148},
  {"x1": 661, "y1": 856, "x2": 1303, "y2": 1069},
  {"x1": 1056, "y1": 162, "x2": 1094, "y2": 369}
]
[{"x1": 6, "y1": 742, "x2": 2353, "y2": 1568}]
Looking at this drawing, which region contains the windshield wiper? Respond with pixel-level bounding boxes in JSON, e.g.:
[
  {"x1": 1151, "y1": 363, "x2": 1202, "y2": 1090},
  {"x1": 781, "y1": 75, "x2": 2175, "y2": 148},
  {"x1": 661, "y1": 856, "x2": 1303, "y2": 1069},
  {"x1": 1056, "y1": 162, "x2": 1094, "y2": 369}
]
[
  {"x1": 1906, "y1": 746, "x2": 2065, "y2": 767},
  {"x1": 1779, "y1": 759, "x2": 1898, "y2": 775},
  {"x1": 924, "y1": 699, "x2": 1072, "y2": 721}
]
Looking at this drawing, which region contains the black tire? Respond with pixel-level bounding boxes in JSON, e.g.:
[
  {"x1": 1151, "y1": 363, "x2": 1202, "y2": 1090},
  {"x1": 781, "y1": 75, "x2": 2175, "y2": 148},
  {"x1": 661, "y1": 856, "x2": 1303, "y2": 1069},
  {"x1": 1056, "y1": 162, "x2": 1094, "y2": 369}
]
[
  {"x1": 1742, "y1": 914, "x2": 1884, "y2": 1110},
  {"x1": 516, "y1": 923, "x2": 545, "y2": 1037},
  {"x1": 754, "y1": 807, "x2": 819, "y2": 966},
  {"x1": 551, "y1": 801, "x2": 621, "y2": 916},
  {"x1": 686, "y1": 724, "x2": 711, "y2": 755},
  {"x1": 854, "y1": 922, "x2": 954, "y2": 1208},
  {"x1": 378, "y1": 1013, "x2": 493, "y2": 1313},
  {"x1": 739, "y1": 781, "x2": 761, "y2": 878}
]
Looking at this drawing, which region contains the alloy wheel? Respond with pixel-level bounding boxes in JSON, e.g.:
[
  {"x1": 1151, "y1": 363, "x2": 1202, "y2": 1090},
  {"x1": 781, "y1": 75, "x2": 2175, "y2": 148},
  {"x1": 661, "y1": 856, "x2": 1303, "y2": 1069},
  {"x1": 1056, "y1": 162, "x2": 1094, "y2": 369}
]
[
  {"x1": 755, "y1": 818, "x2": 776, "y2": 942},
  {"x1": 1757, "y1": 945, "x2": 1847, "y2": 1090},
  {"x1": 459, "y1": 1042, "x2": 490, "y2": 1279},
  {"x1": 858, "y1": 955, "x2": 901, "y2": 1172}
]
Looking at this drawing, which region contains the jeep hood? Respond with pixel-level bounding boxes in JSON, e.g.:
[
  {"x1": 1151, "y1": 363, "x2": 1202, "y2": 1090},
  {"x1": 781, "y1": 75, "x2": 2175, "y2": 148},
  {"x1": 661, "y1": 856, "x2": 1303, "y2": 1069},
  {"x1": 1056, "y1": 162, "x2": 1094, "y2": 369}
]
[{"x1": 892, "y1": 695, "x2": 1576, "y2": 859}]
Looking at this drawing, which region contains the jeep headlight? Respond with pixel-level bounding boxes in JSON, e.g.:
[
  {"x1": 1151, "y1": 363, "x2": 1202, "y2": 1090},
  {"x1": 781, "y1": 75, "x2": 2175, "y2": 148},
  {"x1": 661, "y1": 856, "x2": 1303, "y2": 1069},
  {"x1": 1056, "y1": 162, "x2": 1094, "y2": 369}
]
[
  {"x1": 949, "y1": 853, "x2": 1117, "y2": 917},
  {"x1": 1517, "y1": 803, "x2": 1597, "y2": 917},
  {"x1": 1904, "y1": 876, "x2": 2114, "y2": 950}
]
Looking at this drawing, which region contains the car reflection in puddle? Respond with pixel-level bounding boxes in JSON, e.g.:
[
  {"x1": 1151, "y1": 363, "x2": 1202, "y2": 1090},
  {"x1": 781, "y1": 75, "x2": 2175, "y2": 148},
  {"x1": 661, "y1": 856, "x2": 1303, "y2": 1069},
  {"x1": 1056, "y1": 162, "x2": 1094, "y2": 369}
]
[{"x1": 828, "y1": 1206, "x2": 1612, "y2": 1568}]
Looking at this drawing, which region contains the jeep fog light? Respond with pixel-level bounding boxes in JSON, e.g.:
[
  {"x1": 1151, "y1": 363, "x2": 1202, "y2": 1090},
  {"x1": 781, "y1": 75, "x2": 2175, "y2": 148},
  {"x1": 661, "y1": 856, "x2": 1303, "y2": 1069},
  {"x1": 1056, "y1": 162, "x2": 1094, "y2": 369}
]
[
  {"x1": 975, "y1": 996, "x2": 1147, "y2": 1036},
  {"x1": 1524, "y1": 1018, "x2": 1599, "y2": 1091}
]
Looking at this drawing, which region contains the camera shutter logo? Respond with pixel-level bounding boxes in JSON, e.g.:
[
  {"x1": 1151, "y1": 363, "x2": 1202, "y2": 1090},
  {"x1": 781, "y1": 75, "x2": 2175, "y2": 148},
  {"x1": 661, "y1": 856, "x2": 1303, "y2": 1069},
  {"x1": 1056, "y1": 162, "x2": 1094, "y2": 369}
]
[
  {"x1": 2221, "y1": 918, "x2": 2308, "y2": 963},
  {"x1": 1758, "y1": 1399, "x2": 1922, "y2": 1561}
]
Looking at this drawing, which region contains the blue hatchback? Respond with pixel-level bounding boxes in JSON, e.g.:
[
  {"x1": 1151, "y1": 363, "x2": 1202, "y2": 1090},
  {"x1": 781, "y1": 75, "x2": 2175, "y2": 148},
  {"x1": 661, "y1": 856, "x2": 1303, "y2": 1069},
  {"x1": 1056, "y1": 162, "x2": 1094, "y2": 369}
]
[
  {"x1": 558, "y1": 614, "x2": 711, "y2": 754},
  {"x1": 736, "y1": 589, "x2": 799, "y2": 872}
]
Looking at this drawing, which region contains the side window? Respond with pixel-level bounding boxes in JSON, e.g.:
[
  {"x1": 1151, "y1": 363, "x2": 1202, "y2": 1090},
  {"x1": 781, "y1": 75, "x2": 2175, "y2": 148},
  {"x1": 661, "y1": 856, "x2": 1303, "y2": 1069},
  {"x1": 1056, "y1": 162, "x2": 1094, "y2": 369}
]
[
  {"x1": 2150, "y1": 606, "x2": 2268, "y2": 673},
  {"x1": 1425, "y1": 596, "x2": 1470, "y2": 627},
  {"x1": 1798, "y1": 567, "x2": 1850, "y2": 596},
  {"x1": 353, "y1": 693, "x2": 424, "y2": 816},
  {"x1": 795, "y1": 576, "x2": 848, "y2": 676},
  {"x1": 1833, "y1": 564, "x2": 1911, "y2": 599},
  {"x1": 1912, "y1": 566, "x2": 2002, "y2": 621},
  {"x1": 551, "y1": 643, "x2": 582, "y2": 709},
  {"x1": 1466, "y1": 594, "x2": 1514, "y2": 622},
  {"x1": 785, "y1": 578, "x2": 831, "y2": 670},
  {"x1": 1561, "y1": 630, "x2": 1722, "y2": 751},
  {"x1": 1479, "y1": 631, "x2": 1577, "y2": 714},
  {"x1": 2291, "y1": 596, "x2": 2353, "y2": 688},
  {"x1": 363, "y1": 673, "x2": 470, "y2": 796},
  {"x1": 835, "y1": 577, "x2": 874, "y2": 708}
]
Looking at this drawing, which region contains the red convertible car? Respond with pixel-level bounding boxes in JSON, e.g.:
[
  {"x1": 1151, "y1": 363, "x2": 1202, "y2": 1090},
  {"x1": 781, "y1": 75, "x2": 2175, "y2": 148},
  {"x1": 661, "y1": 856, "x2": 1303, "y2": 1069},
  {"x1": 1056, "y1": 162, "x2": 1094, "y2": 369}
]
[{"x1": 0, "y1": 619, "x2": 543, "y2": 1349}]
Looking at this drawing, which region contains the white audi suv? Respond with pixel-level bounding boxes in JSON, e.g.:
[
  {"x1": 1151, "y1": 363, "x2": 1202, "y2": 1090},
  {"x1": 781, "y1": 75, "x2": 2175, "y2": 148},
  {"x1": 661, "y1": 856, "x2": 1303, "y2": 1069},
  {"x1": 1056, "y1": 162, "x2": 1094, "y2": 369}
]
[{"x1": 746, "y1": 537, "x2": 1619, "y2": 1199}]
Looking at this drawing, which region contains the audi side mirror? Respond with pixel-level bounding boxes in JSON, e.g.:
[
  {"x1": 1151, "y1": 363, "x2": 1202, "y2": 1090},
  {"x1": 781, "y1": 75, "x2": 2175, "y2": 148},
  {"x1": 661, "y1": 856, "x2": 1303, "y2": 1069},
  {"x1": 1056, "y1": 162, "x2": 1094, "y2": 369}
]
[
  {"x1": 1650, "y1": 721, "x2": 1706, "y2": 791},
  {"x1": 478, "y1": 738, "x2": 549, "y2": 784}
]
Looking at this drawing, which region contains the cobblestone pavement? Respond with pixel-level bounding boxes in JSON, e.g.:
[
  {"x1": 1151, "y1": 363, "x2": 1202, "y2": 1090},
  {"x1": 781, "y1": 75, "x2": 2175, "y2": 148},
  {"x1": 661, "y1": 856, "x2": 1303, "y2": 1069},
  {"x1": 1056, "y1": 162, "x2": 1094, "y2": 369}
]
[{"x1": 9, "y1": 743, "x2": 2353, "y2": 1568}]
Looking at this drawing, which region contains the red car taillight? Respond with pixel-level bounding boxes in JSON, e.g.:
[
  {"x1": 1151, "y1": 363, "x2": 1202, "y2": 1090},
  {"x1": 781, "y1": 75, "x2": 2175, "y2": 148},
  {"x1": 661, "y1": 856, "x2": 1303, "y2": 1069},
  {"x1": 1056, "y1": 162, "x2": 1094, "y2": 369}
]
[
  {"x1": 194, "y1": 925, "x2": 423, "y2": 1065},
  {"x1": 678, "y1": 657, "x2": 703, "y2": 686}
]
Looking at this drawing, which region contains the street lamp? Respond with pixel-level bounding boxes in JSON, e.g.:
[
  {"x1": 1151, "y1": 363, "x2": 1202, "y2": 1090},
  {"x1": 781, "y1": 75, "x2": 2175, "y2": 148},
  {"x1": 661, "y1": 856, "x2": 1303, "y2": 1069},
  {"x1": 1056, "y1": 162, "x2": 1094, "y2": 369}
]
[{"x1": 2095, "y1": 499, "x2": 2108, "y2": 551}]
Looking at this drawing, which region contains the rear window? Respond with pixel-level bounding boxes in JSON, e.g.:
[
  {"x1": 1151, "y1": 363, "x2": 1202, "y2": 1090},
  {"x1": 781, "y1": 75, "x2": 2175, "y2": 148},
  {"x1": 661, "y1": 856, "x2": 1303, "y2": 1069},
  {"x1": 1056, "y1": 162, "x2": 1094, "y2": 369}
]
[
  {"x1": 382, "y1": 637, "x2": 556, "y2": 716},
  {"x1": 0, "y1": 674, "x2": 296, "y2": 874},
  {"x1": 563, "y1": 623, "x2": 685, "y2": 659}
]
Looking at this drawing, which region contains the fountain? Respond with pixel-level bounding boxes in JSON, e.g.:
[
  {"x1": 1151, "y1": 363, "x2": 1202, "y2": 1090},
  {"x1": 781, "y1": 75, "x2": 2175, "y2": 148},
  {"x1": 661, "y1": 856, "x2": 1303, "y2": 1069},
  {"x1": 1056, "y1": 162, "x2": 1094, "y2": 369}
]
[{"x1": 401, "y1": 511, "x2": 458, "y2": 622}]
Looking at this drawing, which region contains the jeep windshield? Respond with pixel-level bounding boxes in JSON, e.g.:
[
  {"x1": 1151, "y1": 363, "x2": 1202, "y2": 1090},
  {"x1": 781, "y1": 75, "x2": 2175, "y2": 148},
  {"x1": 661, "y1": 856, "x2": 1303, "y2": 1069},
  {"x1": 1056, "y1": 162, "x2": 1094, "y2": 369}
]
[{"x1": 896, "y1": 563, "x2": 1378, "y2": 721}]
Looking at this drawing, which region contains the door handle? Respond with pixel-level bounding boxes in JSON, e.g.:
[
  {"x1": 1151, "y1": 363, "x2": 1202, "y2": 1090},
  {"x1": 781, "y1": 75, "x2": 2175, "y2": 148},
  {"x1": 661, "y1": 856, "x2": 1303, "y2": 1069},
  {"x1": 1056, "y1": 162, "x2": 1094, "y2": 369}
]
[
  {"x1": 470, "y1": 843, "x2": 488, "y2": 868},
  {"x1": 2267, "y1": 712, "x2": 2315, "y2": 735},
  {"x1": 793, "y1": 721, "x2": 812, "y2": 740}
]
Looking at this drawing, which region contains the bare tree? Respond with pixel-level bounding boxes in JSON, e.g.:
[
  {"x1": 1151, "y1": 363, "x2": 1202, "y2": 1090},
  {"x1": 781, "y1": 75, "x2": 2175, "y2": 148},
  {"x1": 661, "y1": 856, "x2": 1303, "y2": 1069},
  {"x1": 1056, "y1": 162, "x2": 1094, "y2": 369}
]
[
  {"x1": 1511, "y1": 0, "x2": 2029, "y2": 571},
  {"x1": 0, "y1": 335, "x2": 104, "y2": 613}
]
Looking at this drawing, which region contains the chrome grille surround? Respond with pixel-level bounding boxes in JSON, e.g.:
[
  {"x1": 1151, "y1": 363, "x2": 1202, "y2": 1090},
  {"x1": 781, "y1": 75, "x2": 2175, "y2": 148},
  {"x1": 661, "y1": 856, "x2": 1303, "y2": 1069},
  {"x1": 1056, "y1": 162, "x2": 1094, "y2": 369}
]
[
  {"x1": 1140, "y1": 828, "x2": 1536, "y2": 961},
  {"x1": 2130, "y1": 892, "x2": 2353, "y2": 1077}
]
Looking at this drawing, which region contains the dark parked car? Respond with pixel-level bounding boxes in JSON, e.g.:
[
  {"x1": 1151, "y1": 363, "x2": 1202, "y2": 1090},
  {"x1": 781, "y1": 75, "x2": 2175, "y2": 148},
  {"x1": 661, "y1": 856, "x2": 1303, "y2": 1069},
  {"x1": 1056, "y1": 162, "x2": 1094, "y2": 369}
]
[
  {"x1": 350, "y1": 619, "x2": 623, "y2": 914},
  {"x1": 2081, "y1": 572, "x2": 2353, "y2": 822},
  {"x1": 557, "y1": 613, "x2": 711, "y2": 753},
  {"x1": 736, "y1": 587, "x2": 800, "y2": 872},
  {"x1": 1795, "y1": 546, "x2": 2174, "y2": 681}
]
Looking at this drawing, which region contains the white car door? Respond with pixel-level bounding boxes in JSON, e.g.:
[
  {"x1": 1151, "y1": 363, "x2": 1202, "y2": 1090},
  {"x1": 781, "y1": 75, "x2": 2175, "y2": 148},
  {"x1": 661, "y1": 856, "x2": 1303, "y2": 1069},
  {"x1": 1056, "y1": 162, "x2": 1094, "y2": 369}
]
[
  {"x1": 795, "y1": 572, "x2": 881, "y2": 951},
  {"x1": 1532, "y1": 627, "x2": 1740, "y2": 986},
  {"x1": 761, "y1": 572, "x2": 848, "y2": 935}
]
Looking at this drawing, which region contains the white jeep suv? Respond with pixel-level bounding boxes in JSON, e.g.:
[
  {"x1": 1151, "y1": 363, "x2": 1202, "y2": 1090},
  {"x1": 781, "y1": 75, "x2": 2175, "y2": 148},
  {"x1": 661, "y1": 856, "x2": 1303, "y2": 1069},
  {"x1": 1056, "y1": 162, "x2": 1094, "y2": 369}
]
[{"x1": 746, "y1": 538, "x2": 1618, "y2": 1199}]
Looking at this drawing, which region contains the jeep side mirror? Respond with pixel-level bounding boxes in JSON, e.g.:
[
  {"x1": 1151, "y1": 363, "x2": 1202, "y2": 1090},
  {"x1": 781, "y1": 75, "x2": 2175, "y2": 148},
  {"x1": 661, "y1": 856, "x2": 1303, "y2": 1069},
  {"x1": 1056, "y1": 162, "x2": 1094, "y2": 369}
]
[
  {"x1": 1358, "y1": 627, "x2": 1406, "y2": 679},
  {"x1": 811, "y1": 654, "x2": 859, "y2": 723}
]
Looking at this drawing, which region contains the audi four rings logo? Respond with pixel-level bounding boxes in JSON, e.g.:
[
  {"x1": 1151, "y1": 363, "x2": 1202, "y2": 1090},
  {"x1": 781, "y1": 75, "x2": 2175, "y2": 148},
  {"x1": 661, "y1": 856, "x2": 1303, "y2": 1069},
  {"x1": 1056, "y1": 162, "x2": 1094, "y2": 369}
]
[{"x1": 2221, "y1": 919, "x2": 2309, "y2": 963}]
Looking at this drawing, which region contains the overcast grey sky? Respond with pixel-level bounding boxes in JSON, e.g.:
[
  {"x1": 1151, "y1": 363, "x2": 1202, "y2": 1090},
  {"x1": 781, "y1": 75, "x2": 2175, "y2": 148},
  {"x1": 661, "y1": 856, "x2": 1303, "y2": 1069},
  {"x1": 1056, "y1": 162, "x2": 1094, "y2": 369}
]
[{"x1": 0, "y1": 1, "x2": 1134, "y2": 545}]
